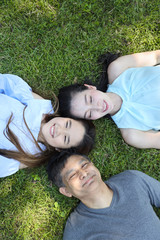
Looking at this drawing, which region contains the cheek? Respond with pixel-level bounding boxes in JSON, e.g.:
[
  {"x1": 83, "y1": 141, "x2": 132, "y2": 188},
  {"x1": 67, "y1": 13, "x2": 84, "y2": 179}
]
[
  {"x1": 70, "y1": 179, "x2": 81, "y2": 190},
  {"x1": 92, "y1": 112, "x2": 102, "y2": 120},
  {"x1": 48, "y1": 137, "x2": 62, "y2": 148}
]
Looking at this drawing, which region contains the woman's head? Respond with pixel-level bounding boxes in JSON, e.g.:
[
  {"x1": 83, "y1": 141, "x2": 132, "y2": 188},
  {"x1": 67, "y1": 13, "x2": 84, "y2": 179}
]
[
  {"x1": 39, "y1": 116, "x2": 96, "y2": 154},
  {"x1": 58, "y1": 84, "x2": 112, "y2": 120},
  {"x1": 58, "y1": 52, "x2": 121, "y2": 121},
  {"x1": 58, "y1": 83, "x2": 88, "y2": 118}
]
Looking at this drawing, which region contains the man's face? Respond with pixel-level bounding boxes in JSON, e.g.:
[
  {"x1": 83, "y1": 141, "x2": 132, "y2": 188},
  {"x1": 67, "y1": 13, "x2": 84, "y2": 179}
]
[{"x1": 60, "y1": 155, "x2": 102, "y2": 199}]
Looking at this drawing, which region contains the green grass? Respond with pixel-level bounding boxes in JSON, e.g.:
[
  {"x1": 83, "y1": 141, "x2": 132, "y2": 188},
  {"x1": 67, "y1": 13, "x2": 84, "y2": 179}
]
[{"x1": 0, "y1": 0, "x2": 160, "y2": 239}]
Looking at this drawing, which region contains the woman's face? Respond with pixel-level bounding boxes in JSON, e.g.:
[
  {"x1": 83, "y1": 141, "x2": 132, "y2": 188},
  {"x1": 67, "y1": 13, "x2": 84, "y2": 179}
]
[
  {"x1": 39, "y1": 117, "x2": 85, "y2": 149},
  {"x1": 70, "y1": 85, "x2": 114, "y2": 120}
]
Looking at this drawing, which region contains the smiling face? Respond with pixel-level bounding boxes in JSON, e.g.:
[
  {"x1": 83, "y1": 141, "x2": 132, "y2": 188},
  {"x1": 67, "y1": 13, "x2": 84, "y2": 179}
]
[
  {"x1": 39, "y1": 117, "x2": 85, "y2": 149},
  {"x1": 70, "y1": 85, "x2": 114, "y2": 120},
  {"x1": 60, "y1": 155, "x2": 102, "y2": 199}
]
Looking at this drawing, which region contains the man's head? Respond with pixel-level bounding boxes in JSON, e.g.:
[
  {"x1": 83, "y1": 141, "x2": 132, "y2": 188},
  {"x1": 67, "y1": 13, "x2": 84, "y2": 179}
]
[{"x1": 47, "y1": 151, "x2": 102, "y2": 200}]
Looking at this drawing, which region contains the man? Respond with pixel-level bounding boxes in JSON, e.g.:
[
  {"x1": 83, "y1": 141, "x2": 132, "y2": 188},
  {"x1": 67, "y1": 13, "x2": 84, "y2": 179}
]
[{"x1": 48, "y1": 151, "x2": 160, "y2": 240}]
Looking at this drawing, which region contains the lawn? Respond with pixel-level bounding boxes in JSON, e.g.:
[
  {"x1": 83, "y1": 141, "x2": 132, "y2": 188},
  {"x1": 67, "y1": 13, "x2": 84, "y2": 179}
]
[{"x1": 0, "y1": 0, "x2": 160, "y2": 239}]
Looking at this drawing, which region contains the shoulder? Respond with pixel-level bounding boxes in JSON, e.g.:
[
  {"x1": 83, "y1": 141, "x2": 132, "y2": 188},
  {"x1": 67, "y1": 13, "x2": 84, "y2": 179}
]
[
  {"x1": 63, "y1": 203, "x2": 88, "y2": 240},
  {"x1": 108, "y1": 170, "x2": 142, "y2": 182},
  {"x1": 63, "y1": 210, "x2": 79, "y2": 240},
  {"x1": 107, "y1": 170, "x2": 147, "y2": 190},
  {"x1": 107, "y1": 61, "x2": 123, "y2": 84}
]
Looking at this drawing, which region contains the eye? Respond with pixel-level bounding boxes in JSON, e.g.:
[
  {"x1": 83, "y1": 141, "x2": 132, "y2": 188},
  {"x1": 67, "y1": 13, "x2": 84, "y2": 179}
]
[
  {"x1": 64, "y1": 135, "x2": 70, "y2": 145},
  {"x1": 69, "y1": 172, "x2": 77, "y2": 180},
  {"x1": 66, "y1": 120, "x2": 71, "y2": 129},
  {"x1": 82, "y1": 162, "x2": 89, "y2": 169},
  {"x1": 88, "y1": 111, "x2": 92, "y2": 119},
  {"x1": 66, "y1": 121, "x2": 68, "y2": 128}
]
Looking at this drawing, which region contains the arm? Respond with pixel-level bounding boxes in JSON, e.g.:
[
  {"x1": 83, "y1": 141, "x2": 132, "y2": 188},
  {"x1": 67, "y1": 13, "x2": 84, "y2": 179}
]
[
  {"x1": 120, "y1": 128, "x2": 160, "y2": 149},
  {"x1": 108, "y1": 50, "x2": 160, "y2": 83},
  {"x1": 31, "y1": 92, "x2": 44, "y2": 99}
]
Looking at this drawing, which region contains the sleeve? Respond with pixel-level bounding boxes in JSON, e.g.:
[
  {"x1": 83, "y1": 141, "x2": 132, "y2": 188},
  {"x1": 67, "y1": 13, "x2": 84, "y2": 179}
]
[
  {"x1": 0, "y1": 74, "x2": 33, "y2": 104},
  {"x1": 63, "y1": 220, "x2": 77, "y2": 240},
  {"x1": 0, "y1": 155, "x2": 20, "y2": 178},
  {"x1": 131, "y1": 170, "x2": 160, "y2": 208}
]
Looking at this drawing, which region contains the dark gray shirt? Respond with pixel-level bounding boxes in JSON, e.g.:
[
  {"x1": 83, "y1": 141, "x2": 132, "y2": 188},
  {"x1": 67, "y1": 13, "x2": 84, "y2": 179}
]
[{"x1": 63, "y1": 170, "x2": 160, "y2": 240}]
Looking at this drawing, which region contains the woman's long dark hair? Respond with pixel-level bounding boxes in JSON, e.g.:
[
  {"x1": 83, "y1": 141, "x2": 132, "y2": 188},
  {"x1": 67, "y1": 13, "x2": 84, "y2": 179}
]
[{"x1": 96, "y1": 52, "x2": 121, "y2": 92}]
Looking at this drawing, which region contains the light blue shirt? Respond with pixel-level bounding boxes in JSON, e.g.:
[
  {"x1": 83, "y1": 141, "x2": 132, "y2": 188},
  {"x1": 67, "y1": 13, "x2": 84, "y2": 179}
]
[
  {"x1": 107, "y1": 66, "x2": 160, "y2": 131},
  {"x1": 0, "y1": 74, "x2": 53, "y2": 177}
]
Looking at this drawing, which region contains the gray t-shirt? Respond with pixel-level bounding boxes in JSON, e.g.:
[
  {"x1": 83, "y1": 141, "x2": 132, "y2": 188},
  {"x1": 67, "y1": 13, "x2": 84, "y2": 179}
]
[{"x1": 63, "y1": 170, "x2": 160, "y2": 240}]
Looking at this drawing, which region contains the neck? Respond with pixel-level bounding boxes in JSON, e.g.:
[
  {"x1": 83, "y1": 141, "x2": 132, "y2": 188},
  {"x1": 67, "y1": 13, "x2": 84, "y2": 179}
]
[
  {"x1": 108, "y1": 92, "x2": 122, "y2": 116},
  {"x1": 81, "y1": 181, "x2": 113, "y2": 209}
]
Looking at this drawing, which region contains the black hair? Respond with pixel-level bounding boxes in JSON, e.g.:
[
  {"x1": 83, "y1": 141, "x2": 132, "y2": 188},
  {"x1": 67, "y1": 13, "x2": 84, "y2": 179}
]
[
  {"x1": 47, "y1": 150, "x2": 89, "y2": 188},
  {"x1": 58, "y1": 52, "x2": 120, "y2": 120},
  {"x1": 58, "y1": 84, "x2": 88, "y2": 118},
  {"x1": 74, "y1": 119, "x2": 95, "y2": 154},
  {"x1": 97, "y1": 52, "x2": 121, "y2": 92}
]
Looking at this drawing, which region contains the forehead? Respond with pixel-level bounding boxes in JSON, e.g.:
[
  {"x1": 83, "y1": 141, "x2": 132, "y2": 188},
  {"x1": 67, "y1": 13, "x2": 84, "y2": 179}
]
[
  {"x1": 62, "y1": 155, "x2": 88, "y2": 175},
  {"x1": 71, "y1": 90, "x2": 90, "y2": 117},
  {"x1": 70, "y1": 119, "x2": 85, "y2": 145},
  {"x1": 72, "y1": 89, "x2": 90, "y2": 100}
]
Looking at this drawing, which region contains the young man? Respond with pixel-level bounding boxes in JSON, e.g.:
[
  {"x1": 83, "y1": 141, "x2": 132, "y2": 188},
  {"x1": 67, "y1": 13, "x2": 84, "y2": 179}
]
[{"x1": 48, "y1": 151, "x2": 160, "y2": 240}]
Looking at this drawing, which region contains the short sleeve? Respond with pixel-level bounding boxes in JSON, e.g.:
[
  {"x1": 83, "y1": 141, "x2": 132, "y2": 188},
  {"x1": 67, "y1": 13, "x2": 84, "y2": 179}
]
[
  {"x1": 0, "y1": 74, "x2": 33, "y2": 104},
  {"x1": 0, "y1": 155, "x2": 20, "y2": 178},
  {"x1": 130, "y1": 170, "x2": 160, "y2": 208}
]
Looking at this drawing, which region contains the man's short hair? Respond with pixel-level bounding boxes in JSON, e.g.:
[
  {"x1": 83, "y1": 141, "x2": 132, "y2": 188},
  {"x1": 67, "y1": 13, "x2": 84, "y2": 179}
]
[{"x1": 47, "y1": 151, "x2": 89, "y2": 188}]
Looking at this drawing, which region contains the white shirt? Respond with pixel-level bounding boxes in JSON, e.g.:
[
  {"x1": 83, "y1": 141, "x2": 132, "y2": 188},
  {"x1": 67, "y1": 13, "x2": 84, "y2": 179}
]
[{"x1": 0, "y1": 74, "x2": 53, "y2": 177}]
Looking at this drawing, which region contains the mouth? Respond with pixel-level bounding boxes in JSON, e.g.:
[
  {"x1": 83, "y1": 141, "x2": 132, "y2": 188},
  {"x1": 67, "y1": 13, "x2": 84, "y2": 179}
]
[
  {"x1": 82, "y1": 175, "x2": 95, "y2": 187},
  {"x1": 103, "y1": 100, "x2": 109, "y2": 112},
  {"x1": 50, "y1": 124, "x2": 56, "y2": 137}
]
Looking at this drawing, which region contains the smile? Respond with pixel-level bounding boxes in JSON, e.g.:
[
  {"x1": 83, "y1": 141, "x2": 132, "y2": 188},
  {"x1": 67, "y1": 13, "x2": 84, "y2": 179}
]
[
  {"x1": 50, "y1": 124, "x2": 56, "y2": 137},
  {"x1": 103, "y1": 100, "x2": 109, "y2": 112},
  {"x1": 82, "y1": 175, "x2": 95, "y2": 187}
]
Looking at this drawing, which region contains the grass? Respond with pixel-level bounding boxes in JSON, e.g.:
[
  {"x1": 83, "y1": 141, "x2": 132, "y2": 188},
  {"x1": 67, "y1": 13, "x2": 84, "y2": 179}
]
[{"x1": 0, "y1": 0, "x2": 160, "y2": 239}]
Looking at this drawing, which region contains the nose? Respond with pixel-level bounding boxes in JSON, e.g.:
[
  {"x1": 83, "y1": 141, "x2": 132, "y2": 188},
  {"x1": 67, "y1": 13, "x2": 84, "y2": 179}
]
[
  {"x1": 79, "y1": 169, "x2": 87, "y2": 180},
  {"x1": 56, "y1": 124, "x2": 68, "y2": 136},
  {"x1": 97, "y1": 99, "x2": 102, "y2": 107}
]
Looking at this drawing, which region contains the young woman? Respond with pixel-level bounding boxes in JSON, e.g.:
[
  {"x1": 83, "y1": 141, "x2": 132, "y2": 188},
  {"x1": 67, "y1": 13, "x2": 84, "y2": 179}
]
[
  {"x1": 0, "y1": 74, "x2": 95, "y2": 178},
  {"x1": 58, "y1": 50, "x2": 160, "y2": 149}
]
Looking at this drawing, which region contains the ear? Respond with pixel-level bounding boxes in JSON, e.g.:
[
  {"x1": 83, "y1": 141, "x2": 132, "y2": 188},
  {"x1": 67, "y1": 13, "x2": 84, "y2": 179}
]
[
  {"x1": 84, "y1": 84, "x2": 97, "y2": 90},
  {"x1": 59, "y1": 187, "x2": 73, "y2": 198}
]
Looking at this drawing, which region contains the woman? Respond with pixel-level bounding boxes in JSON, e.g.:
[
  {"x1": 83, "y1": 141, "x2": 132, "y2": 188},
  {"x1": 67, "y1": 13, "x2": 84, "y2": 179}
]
[
  {"x1": 0, "y1": 74, "x2": 95, "y2": 178},
  {"x1": 58, "y1": 50, "x2": 160, "y2": 149}
]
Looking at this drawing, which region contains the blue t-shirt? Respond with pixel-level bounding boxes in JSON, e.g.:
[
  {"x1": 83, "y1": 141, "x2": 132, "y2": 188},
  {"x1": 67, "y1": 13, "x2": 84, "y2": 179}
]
[
  {"x1": 107, "y1": 66, "x2": 160, "y2": 130},
  {"x1": 0, "y1": 74, "x2": 53, "y2": 177},
  {"x1": 63, "y1": 170, "x2": 160, "y2": 240}
]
